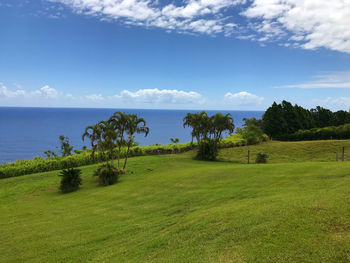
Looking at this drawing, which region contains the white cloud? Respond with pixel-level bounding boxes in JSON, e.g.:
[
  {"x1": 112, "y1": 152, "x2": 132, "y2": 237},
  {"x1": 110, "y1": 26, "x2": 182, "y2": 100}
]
[
  {"x1": 277, "y1": 71, "x2": 350, "y2": 89},
  {"x1": 0, "y1": 83, "x2": 26, "y2": 98},
  {"x1": 50, "y1": 0, "x2": 243, "y2": 36},
  {"x1": 224, "y1": 91, "x2": 264, "y2": 105},
  {"x1": 86, "y1": 94, "x2": 104, "y2": 101},
  {"x1": 33, "y1": 85, "x2": 59, "y2": 98},
  {"x1": 49, "y1": 0, "x2": 350, "y2": 53},
  {"x1": 242, "y1": 0, "x2": 350, "y2": 53},
  {"x1": 113, "y1": 88, "x2": 203, "y2": 104},
  {"x1": 312, "y1": 97, "x2": 350, "y2": 111}
]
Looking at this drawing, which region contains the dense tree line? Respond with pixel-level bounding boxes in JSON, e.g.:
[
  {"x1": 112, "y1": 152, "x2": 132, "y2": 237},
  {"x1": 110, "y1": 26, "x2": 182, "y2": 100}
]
[{"x1": 262, "y1": 100, "x2": 350, "y2": 139}]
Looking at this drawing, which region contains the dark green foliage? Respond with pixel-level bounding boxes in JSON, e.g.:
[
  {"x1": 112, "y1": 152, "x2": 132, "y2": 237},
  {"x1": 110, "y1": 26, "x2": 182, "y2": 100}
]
[
  {"x1": 170, "y1": 137, "x2": 179, "y2": 144},
  {"x1": 255, "y1": 153, "x2": 268, "y2": 163},
  {"x1": 59, "y1": 135, "x2": 74, "y2": 157},
  {"x1": 280, "y1": 123, "x2": 350, "y2": 141},
  {"x1": 196, "y1": 140, "x2": 218, "y2": 161},
  {"x1": 44, "y1": 150, "x2": 57, "y2": 158},
  {"x1": 58, "y1": 168, "x2": 82, "y2": 193},
  {"x1": 96, "y1": 164, "x2": 121, "y2": 186},
  {"x1": 237, "y1": 118, "x2": 267, "y2": 144},
  {"x1": 262, "y1": 101, "x2": 350, "y2": 139}
]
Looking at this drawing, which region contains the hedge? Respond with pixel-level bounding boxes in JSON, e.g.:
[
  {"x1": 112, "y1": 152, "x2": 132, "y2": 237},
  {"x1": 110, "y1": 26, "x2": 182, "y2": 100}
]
[
  {"x1": 0, "y1": 133, "x2": 265, "y2": 179},
  {"x1": 279, "y1": 123, "x2": 350, "y2": 141}
]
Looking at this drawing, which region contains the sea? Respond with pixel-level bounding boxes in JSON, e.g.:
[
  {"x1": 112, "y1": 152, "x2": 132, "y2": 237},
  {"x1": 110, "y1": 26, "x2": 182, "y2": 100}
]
[{"x1": 0, "y1": 107, "x2": 263, "y2": 164}]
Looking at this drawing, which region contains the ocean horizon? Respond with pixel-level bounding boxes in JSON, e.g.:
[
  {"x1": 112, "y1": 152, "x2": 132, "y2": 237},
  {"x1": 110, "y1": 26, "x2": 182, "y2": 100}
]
[{"x1": 0, "y1": 107, "x2": 264, "y2": 164}]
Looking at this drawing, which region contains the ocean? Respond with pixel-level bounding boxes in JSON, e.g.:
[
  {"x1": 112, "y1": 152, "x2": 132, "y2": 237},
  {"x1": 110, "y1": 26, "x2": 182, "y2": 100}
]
[{"x1": 0, "y1": 107, "x2": 263, "y2": 163}]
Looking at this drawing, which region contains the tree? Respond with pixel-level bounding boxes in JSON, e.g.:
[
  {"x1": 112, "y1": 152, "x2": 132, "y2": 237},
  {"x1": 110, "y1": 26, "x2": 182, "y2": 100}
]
[
  {"x1": 184, "y1": 111, "x2": 234, "y2": 161},
  {"x1": 44, "y1": 150, "x2": 57, "y2": 158},
  {"x1": 170, "y1": 137, "x2": 179, "y2": 144},
  {"x1": 123, "y1": 114, "x2": 149, "y2": 170},
  {"x1": 97, "y1": 120, "x2": 117, "y2": 165},
  {"x1": 210, "y1": 113, "x2": 235, "y2": 141},
  {"x1": 262, "y1": 102, "x2": 287, "y2": 139},
  {"x1": 108, "y1": 111, "x2": 129, "y2": 169},
  {"x1": 237, "y1": 118, "x2": 264, "y2": 144},
  {"x1": 59, "y1": 135, "x2": 73, "y2": 157},
  {"x1": 243, "y1": 117, "x2": 263, "y2": 129},
  {"x1": 82, "y1": 124, "x2": 101, "y2": 161}
]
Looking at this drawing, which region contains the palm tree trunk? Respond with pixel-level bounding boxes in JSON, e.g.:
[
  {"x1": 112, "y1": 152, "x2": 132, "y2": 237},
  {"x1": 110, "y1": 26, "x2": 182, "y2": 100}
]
[
  {"x1": 123, "y1": 142, "x2": 131, "y2": 170},
  {"x1": 117, "y1": 144, "x2": 121, "y2": 169}
]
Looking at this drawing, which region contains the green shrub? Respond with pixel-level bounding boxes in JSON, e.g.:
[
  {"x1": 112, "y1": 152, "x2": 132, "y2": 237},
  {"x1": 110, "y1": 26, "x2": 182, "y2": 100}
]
[
  {"x1": 96, "y1": 164, "x2": 122, "y2": 186},
  {"x1": 58, "y1": 168, "x2": 82, "y2": 193},
  {"x1": 256, "y1": 153, "x2": 268, "y2": 164},
  {"x1": 196, "y1": 140, "x2": 218, "y2": 161},
  {"x1": 279, "y1": 123, "x2": 350, "y2": 141}
]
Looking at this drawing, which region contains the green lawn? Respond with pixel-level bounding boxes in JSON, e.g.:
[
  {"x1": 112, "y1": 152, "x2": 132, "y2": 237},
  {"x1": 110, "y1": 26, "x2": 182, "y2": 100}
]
[
  {"x1": 219, "y1": 139, "x2": 350, "y2": 163},
  {"x1": 1, "y1": 151, "x2": 350, "y2": 262}
]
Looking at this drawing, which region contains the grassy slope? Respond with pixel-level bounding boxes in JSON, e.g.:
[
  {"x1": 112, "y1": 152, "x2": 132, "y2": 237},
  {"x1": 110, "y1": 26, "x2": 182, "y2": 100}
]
[
  {"x1": 219, "y1": 139, "x2": 350, "y2": 163},
  {"x1": 1, "y1": 152, "x2": 350, "y2": 262}
]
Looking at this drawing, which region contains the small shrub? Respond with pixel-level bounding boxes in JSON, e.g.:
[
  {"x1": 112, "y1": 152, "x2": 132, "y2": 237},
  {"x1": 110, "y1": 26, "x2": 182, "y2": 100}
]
[
  {"x1": 96, "y1": 164, "x2": 122, "y2": 186},
  {"x1": 58, "y1": 168, "x2": 82, "y2": 193},
  {"x1": 256, "y1": 153, "x2": 268, "y2": 164},
  {"x1": 196, "y1": 140, "x2": 218, "y2": 161}
]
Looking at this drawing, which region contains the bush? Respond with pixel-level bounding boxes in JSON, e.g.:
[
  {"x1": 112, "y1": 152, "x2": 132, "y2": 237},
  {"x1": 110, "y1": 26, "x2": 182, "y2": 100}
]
[
  {"x1": 58, "y1": 168, "x2": 82, "y2": 193},
  {"x1": 196, "y1": 140, "x2": 218, "y2": 161},
  {"x1": 96, "y1": 164, "x2": 122, "y2": 186},
  {"x1": 279, "y1": 123, "x2": 350, "y2": 141},
  {"x1": 256, "y1": 153, "x2": 268, "y2": 164}
]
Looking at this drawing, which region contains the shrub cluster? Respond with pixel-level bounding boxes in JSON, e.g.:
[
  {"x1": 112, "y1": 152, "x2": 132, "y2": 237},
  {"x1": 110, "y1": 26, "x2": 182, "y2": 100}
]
[
  {"x1": 255, "y1": 153, "x2": 268, "y2": 164},
  {"x1": 279, "y1": 123, "x2": 350, "y2": 141},
  {"x1": 58, "y1": 168, "x2": 82, "y2": 193},
  {"x1": 95, "y1": 164, "x2": 122, "y2": 186},
  {"x1": 196, "y1": 140, "x2": 218, "y2": 161}
]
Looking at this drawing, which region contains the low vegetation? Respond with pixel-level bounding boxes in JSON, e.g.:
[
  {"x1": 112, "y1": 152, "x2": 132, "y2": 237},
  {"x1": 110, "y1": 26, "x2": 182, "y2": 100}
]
[
  {"x1": 58, "y1": 168, "x2": 82, "y2": 193},
  {"x1": 279, "y1": 123, "x2": 350, "y2": 141},
  {"x1": 219, "y1": 139, "x2": 350, "y2": 163}
]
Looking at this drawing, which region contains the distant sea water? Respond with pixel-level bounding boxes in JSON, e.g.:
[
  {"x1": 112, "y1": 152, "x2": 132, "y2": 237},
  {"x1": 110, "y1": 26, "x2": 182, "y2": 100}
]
[{"x1": 0, "y1": 107, "x2": 263, "y2": 164}]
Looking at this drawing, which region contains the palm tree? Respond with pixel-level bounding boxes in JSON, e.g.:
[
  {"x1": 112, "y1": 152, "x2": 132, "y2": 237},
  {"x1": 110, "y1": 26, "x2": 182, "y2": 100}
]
[
  {"x1": 97, "y1": 120, "x2": 117, "y2": 165},
  {"x1": 108, "y1": 111, "x2": 129, "y2": 168},
  {"x1": 183, "y1": 112, "x2": 207, "y2": 144},
  {"x1": 210, "y1": 113, "x2": 235, "y2": 141},
  {"x1": 82, "y1": 124, "x2": 101, "y2": 161},
  {"x1": 123, "y1": 114, "x2": 149, "y2": 170},
  {"x1": 183, "y1": 113, "x2": 195, "y2": 144}
]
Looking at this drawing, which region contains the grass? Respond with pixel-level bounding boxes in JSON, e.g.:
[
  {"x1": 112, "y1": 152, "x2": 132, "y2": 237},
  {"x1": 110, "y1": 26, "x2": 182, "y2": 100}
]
[
  {"x1": 219, "y1": 139, "x2": 350, "y2": 163},
  {"x1": 1, "y1": 148, "x2": 350, "y2": 262}
]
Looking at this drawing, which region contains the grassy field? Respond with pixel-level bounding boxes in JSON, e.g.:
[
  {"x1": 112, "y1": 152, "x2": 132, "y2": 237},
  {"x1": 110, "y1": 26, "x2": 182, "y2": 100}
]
[
  {"x1": 219, "y1": 139, "x2": 350, "y2": 163},
  {"x1": 1, "y1": 148, "x2": 350, "y2": 262}
]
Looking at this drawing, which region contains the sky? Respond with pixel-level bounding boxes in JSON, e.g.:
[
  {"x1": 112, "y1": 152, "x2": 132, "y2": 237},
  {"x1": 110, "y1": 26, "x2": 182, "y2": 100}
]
[{"x1": 0, "y1": 0, "x2": 350, "y2": 111}]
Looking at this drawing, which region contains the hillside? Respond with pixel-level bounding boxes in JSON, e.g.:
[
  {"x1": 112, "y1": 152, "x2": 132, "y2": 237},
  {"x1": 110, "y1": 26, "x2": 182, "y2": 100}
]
[
  {"x1": 219, "y1": 139, "x2": 350, "y2": 163},
  {"x1": 1, "y1": 152, "x2": 350, "y2": 262}
]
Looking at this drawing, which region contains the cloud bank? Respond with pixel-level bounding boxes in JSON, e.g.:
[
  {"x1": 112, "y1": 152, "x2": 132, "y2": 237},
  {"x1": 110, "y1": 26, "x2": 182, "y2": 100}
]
[
  {"x1": 1, "y1": 83, "x2": 266, "y2": 109},
  {"x1": 48, "y1": 0, "x2": 350, "y2": 54},
  {"x1": 277, "y1": 71, "x2": 350, "y2": 89}
]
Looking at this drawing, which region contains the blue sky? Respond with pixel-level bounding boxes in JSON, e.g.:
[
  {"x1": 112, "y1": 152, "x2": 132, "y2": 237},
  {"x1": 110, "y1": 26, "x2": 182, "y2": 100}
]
[{"x1": 1, "y1": 0, "x2": 350, "y2": 110}]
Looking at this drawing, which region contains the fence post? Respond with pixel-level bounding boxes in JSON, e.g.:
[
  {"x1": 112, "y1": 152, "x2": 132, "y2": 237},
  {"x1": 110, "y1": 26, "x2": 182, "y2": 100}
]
[
  {"x1": 335, "y1": 152, "x2": 338, "y2": 162},
  {"x1": 248, "y1": 150, "x2": 250, "y2": 164},
  {"x1": 342, "y1": 147, "x2": 345, "y2": 162}
]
